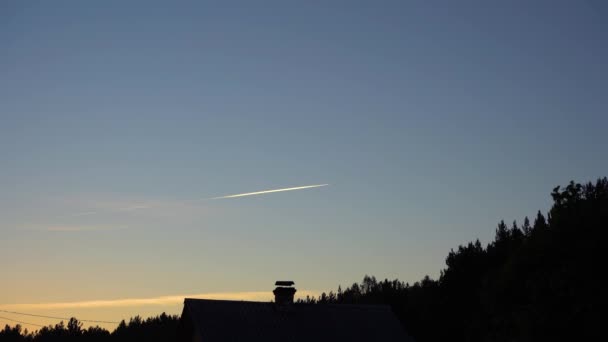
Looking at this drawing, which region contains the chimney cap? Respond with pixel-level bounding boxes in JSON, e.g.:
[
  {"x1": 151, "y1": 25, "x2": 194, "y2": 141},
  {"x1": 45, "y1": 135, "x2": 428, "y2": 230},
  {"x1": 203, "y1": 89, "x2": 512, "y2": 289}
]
[{"x1": 275, "y1": 281, "x2": 295, "y2": 286}]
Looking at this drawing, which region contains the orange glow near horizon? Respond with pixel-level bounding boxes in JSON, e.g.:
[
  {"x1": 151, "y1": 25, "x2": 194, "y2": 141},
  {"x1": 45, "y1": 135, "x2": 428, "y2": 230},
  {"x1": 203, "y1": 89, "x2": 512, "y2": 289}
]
[{"x1": 0, "y1": 290, "x2": 320, "y2": 331}]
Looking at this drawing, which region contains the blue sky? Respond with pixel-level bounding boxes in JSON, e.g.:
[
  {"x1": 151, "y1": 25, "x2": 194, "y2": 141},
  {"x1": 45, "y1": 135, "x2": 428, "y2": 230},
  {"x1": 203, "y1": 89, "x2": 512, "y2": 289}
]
[{"x1": 1, "y1": 0, "x2": 607, "y2": 329}]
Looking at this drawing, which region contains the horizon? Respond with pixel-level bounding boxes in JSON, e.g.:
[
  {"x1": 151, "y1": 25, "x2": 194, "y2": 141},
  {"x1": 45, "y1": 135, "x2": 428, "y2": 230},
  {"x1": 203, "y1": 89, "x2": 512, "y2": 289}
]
[{"x1": 2, "y1": 0, "x2": 607, "y2": 333}]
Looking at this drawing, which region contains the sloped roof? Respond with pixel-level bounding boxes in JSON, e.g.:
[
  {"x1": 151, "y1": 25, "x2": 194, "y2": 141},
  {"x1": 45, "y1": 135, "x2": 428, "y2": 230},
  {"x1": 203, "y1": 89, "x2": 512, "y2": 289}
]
[{"x1": 180, "y1": 298, "x2": 413, "y2": 342}]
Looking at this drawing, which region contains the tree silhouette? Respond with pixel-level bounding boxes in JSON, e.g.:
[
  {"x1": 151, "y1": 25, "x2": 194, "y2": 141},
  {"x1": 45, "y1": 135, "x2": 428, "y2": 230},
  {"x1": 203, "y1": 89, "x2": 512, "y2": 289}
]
[{"x1": 303, "y1": 177, "x2": 606, "y2": 341}]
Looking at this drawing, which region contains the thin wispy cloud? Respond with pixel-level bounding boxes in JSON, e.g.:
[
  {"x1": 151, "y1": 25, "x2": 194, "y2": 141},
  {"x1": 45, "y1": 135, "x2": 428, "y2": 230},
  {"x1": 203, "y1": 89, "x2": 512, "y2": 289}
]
[
  {"x1": 66, "y1": 204, "x2": 152, "y2": 217},
  {"x1": 53, "y1": 197, "x2": 214, "y2": 224},
  {"x1": 44, "y1": 226, "x2": 125, "y2": 232},
  {"x1": 0, "y1": 291, "x2": 320, "y2": 310},
  {"x1": 46, "y1": 226, "x2": 99, "y2": 232},
  {"x1": 17, "y1": 224, "x2": 123, "y2": 232},
  {"x1": 210, "y1": 184, "x2": 329, "y2": 200},
  {"x1": 70, "y1": 211, "x2": 97, "y2": 217},
  {"x1": 117, "y1": 205, "x2": 150, "y2": 212}
]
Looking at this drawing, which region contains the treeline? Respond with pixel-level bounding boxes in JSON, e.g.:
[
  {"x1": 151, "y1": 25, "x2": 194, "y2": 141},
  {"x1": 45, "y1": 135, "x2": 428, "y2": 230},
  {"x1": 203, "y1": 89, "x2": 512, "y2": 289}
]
[
  {"x1": 2, "y1": 178, "x2": 605, "y2": 341},
  {"x1": 0, "y1": 314, "x2": 179, "y2": 342},
  {"x1": 301, "y1": 178, "x2": 606, "y2": 341}
]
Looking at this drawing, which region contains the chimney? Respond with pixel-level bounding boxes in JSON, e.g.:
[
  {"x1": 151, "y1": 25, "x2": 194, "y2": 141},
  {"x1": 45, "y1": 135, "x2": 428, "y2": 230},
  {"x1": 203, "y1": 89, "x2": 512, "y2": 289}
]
[{"x1": 273, "y1": 281, "x2": 296, "y2": 305}]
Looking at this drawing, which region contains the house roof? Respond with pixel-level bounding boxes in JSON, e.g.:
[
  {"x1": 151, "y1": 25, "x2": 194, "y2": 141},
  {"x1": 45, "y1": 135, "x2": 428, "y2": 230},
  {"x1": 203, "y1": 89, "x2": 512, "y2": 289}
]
[{"x1": 181, "y1": 298, "x2": 414, "y2": 342}]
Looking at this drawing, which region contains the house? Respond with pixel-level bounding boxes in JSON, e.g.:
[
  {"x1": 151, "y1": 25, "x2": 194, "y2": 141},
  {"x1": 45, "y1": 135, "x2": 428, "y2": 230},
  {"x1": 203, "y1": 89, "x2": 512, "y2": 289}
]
[{"x1": 178, "y1": 281, "x2": 414, "y2": 342}]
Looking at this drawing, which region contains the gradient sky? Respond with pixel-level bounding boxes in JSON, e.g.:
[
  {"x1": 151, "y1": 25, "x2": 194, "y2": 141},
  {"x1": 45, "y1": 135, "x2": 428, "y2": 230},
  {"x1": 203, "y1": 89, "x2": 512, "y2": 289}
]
[{"x1": 1, "y1": 0, "x2": 607, "y2": 330}]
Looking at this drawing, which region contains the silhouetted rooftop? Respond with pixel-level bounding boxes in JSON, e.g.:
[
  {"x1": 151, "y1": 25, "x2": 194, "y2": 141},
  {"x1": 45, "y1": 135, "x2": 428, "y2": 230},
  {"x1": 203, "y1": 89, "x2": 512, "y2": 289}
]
[{"x1": 179, "y1": 298, "x2": 413, "y2": 342}]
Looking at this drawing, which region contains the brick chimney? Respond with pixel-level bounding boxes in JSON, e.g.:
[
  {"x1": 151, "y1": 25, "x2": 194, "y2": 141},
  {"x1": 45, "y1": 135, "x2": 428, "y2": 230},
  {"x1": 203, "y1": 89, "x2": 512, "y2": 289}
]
[{"x1": 273, "y1": 281, "x2": 296, "y2": 305}]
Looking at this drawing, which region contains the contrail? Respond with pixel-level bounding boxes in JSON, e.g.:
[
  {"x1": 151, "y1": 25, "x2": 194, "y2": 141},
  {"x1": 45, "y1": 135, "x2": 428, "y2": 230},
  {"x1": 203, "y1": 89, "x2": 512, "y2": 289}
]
[
  {"x1": 210, "y1": 184, "x2": 329, "y2": 199},
  {"x1": 59, "y1": 185, "x2": 328, "y2": 218}
]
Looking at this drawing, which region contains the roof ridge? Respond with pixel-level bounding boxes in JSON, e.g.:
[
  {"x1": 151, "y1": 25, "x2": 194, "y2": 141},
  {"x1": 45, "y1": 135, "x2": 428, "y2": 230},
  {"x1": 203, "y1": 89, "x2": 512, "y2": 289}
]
[{"x1": 184, "y1": 298, "x2": 393, "y2": 310}]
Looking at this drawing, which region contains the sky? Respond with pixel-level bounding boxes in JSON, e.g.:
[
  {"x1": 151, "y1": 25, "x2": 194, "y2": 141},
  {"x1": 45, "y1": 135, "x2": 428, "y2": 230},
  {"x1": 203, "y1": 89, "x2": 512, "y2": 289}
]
[{"x1": 1, "y1": 0, "x2": 607, "y2": 331}]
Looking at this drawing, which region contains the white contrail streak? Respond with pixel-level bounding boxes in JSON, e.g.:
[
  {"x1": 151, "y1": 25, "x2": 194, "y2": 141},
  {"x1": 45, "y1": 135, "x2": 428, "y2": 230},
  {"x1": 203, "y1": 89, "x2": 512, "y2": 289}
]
[
  {"x1": 211, "y1": 184, "x2": 329, "y2": 199},
  {"x1": 59, "y1": 185, "x2": 328, "y2": 218}
]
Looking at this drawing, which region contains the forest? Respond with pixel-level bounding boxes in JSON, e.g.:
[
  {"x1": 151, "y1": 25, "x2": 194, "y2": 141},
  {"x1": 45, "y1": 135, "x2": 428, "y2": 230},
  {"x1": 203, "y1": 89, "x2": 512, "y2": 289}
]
[{"x1": 1, "y1": 177, "x2": 605, "y2": 341}]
